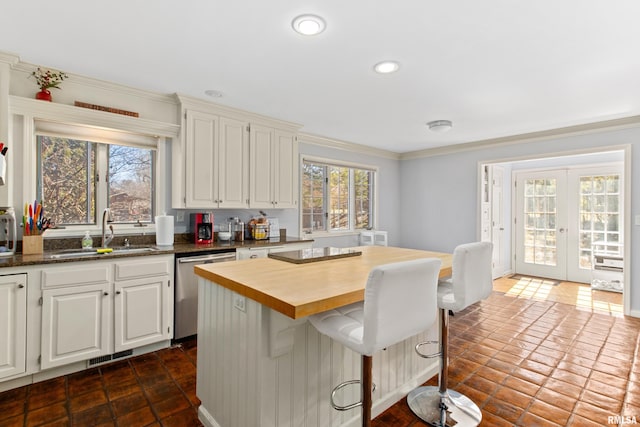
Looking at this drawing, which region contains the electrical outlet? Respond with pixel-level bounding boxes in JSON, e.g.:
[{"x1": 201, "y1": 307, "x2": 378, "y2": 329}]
[
  {"x1": 233, "y1": 294, "x2": 246, "y2": 312},
  {"x1": 176, "y1": 211, "x2": 185, "y2": 222}
]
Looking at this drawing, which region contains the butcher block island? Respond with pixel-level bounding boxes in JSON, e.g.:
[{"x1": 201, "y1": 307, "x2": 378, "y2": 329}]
[{"x1": 194, "y1": 246, "x2": 453, "y2": 427}]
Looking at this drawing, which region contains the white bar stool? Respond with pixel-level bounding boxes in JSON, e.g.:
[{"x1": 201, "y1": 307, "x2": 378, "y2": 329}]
[
  {"x1": 309, "y1": 258, "x2": 442, "y2": 427},
  {"x1": 407, "y1": 242, "x2": 493, "y2": 427}
]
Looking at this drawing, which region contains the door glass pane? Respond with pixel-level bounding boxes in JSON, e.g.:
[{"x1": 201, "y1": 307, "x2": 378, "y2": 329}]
[
  {"x1": 523, "y1": 178, "x2": 557, "y2": 266},
  {"x1": 108, "y1": 145, "x2": 153, "y2": 223},
  {"x1": 578, "y1": 174, "x2": 622, "y2": 269}
]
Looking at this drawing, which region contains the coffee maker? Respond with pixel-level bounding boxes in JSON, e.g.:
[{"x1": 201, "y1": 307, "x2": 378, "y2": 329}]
[
  {"x1": 192, "y1": 212, "x2": 214, "y2": 245},
  {"x1": 0, "y1": 207, "x2": 16, "y2": 256}
]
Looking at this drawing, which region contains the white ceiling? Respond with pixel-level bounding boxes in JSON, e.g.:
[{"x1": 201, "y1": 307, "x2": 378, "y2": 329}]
[{"x1": 3, "y1": 1, "x2": 640, "y2": 153}]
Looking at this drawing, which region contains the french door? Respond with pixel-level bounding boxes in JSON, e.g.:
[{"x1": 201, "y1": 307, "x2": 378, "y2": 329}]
[{"x1": 515, "y1": 166, "x2": 623, "y2": 283}]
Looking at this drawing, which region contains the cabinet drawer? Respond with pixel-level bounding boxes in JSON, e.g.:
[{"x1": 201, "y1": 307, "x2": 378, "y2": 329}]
[
  {"x1": 42, "y1": 264, "x2": 111, "y2": 288},
  {"x1": 115, "y1": 257, "x2": 171, "y2": 281}
]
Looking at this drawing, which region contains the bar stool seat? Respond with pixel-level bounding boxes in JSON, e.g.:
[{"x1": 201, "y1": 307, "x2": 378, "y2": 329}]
[
  {"x1": 309, "y1": 258, "x2": 442, "y2": 427},
  {"x1": 408, "y1": 241, "x2": 493, "y2": 427}
]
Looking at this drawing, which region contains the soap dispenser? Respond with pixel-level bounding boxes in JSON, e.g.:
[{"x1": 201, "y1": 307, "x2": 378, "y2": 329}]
[{"x1": 82, "y1": 231, "x2": 93, "y2": 249}]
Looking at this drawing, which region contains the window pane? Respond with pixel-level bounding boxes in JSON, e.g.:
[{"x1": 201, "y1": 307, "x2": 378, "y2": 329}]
[
  {"x1": 354, "y1": 169, "x2": 372, "y2": 229},
  {"x1": 328, "y1": 166, "x2": 349, "y2": 230},
  {"x1": 301, "y1": 162, "x2": 326, "y2": 232},
  {"x1": 38, "y1": 136, "x2": 96, "y2": 225},
  {"x1": 108, "y1": 145, "x2": 153, "y2": 223}
]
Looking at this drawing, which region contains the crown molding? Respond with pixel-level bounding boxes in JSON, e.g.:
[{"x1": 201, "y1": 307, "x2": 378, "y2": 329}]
[
  {"x1": 400, "y1": 115, "x2": 640, "y2": 160},
  {"x1": 0, "y1": 51, "x2": 19, "y2": 66},
  {"x1": 176, "y1": 93, "x2": 302, "y2": 132},
  {"x1": 298, "y1": 132, "x2": 400, "y2": 160},
  {"x1": 11, "y1": 60, "x2": 178, "y2": 106}
]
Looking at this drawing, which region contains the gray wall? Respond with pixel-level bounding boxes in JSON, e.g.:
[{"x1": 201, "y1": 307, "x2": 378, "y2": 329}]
[{"x1": 399, "y1": 125, "x2": 639, "y2": 313}]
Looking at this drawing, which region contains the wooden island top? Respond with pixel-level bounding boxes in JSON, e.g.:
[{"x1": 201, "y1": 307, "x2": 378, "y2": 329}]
[{"x1": 194, "y1": 245, "x2": 452, "y2": 319}]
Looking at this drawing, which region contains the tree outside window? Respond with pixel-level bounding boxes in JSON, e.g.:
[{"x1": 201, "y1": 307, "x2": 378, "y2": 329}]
[{"x1": 302, "y1": 160, "x2": 374, "y2": 233}]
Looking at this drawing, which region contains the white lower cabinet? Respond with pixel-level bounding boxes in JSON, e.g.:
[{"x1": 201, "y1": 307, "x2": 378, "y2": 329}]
[
  {"x1": 41, "y1": 283, "x2": 111, "y2": 370},
  {"x1": 0, "y1": 274, "x2": 27, "y2": 380},
  {"x1": 114, "y1": 276, "x2": 171, "y2": 352},
  {"x1": 40, "y1": 255, "x2": 173, "y2": 370}
]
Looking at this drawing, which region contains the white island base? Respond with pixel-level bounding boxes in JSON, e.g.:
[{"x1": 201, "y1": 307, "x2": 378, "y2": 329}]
[{"x1": 196, "y1": 278, "x2": 440, "y2": 427}]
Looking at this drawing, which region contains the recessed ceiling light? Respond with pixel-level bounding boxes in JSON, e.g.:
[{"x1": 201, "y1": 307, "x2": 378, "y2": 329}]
[
  {"x1": 373, "y1": 61, "x2": 400, "y2": 74},
  {"x1": 427, "y1": 120, "x2": 453, "y2": 133},
  {"x1": 204, "y1": 89, "x2": 223, "y2": 98},
  {"x1": 292, "y1": 14, "x2": 326, "y2": 35}
]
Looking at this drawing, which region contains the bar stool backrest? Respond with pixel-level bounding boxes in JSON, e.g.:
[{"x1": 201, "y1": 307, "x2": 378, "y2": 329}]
[
  {"x1": 448, "y1": 241, "x2": 493, "y2": 311},
  {"x1": 362, "y1": 258, "x2": 441, "y2": 355}
]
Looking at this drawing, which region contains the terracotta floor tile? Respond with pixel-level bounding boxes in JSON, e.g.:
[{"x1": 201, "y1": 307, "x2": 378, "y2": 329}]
[
  {"x1": 152, "y1": 394, "x2": 191, "y2": 419},
  {"x1": 112, "y1": 391, "x2": 149, "y2": 417},
  {"x1": 521, "y1": 359, "x2": 555, "y2": 376},
  {"x1": 0, "y1": 387, "x2": 27, "y2": 421},
  {"x1": 69, "y1": 389, "x2": 108, "y2": 414},
  {"x1": 175, "y1": 375, "x2": 201, "y2": 407},
  {"x1": 573, "y1": 401, "x2": 616, "y2": 425},
  {"x1": 493, "y1": 386, "x2": 532, "y2": 409},
  {"x1": 479, "y1": 411, "x2": 515, "y2": 427},
  {"x1": 550, "y1": 368, "x2": 588, "y2": 388},
  {"x1": 100, "y1": 360, "x2": 136, "y2": 386},
  {"x1": 115, "y1": 405, "x2": 157, "y2": 427},
  {"x1": 27, "y1": 377, "x2": 66, "y2": 411},
  {"x1": 106, "y1": 378, "x2": 143, "y2": 401},
  {"x1": 67, "y1": 368, "x2": 103, "y2": 396},
  {"x1": 527, "y1": 400, "x2": 571, "y2": 426},
  {"x1": 25, "y1": 402, "x2": 67, "y2": 427},
  {"x1": 70, "y1": 403, "x2": 113, "y2": 426},
  {"x1": 483, "y1": 397, "x2": 523, "y2": 424},
  {"x1": 462, "y1": 375, "x2": 500, "y2": 396},
  {"x1": 536, "y1": 387, "x2": 578, "y2": 412},
  {"x1": 160, "y1": 407, "x2": 203, "y2": 427},
  {"x1": 512, "y1": 366, "x2": 547, "y2": 385},
  {"x1": 579, "y1": 389, "x2": 623, "y2": 413},
  {"x1": 543, "y1": 378, "x2": 584, "y2": 400},
  {"x1": 475, "y1": 365, "x2": 508, "y2": 384},
  {"x1": 518, "y1": 411, "x2": 563, "y2": 427},
  {"x1": 567, "y1": 414, "x2": 610, "y2": 426},
  {"x1": 502, "y1": 376, "x2": 540, "y2": 397}
]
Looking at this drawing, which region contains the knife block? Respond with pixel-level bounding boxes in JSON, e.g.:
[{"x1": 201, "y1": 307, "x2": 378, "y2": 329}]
[{"x1": 22, "y1": 235, "x2": 43, "y2": 255}]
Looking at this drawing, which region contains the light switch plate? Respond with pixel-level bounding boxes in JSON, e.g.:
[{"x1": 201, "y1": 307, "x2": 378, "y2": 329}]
[{"x1": 176, "y1": 211, "x2": 185, "y2": 222}]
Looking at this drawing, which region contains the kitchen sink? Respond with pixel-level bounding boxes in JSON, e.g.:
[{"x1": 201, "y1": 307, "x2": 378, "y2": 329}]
[{"x1": 48, "y1": 246, "x2": 159, "y2": 259}]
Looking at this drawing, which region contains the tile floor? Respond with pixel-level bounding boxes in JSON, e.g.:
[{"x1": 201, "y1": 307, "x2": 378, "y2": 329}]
[
  {"x1": 0, "y1": 276, "x2": 636, "y2": 427},
  {"x1": 0, "y1": 339, "x2": 202, "y2": 427}
]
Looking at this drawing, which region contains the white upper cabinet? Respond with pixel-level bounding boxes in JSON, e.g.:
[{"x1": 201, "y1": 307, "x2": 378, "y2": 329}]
[
  {"x1": 174, "y1": 95, "x2": 300, "y2": 210},
  {"x1": 182, "y1": 110, "x2": 248, "y2": 209},
  {"x1": 249, "y1": 125, "x2": 298, "y2": 209}
]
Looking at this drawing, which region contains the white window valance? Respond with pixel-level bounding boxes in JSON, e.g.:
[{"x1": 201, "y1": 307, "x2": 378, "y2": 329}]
[{"x1": 35, "y1": 119, "x2": 159, "y2": 149}]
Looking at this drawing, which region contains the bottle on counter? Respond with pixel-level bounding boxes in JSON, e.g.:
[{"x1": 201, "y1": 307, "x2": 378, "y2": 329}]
[
  {"x1": 234, "y1": 217, "x2": 245, "y2": 242},
  {"x1": 81, "y1": 231, "x2": 93, "y2": 249}
]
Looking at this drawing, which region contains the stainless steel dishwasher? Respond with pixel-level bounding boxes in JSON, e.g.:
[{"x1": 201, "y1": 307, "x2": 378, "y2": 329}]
[{"x1": 174, "y1": 250, "x2": 236, "y2": 340}]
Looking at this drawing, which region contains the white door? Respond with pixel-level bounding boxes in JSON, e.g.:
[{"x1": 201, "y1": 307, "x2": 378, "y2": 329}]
[
  {"x1": 0, "y1": 274, "x2": 27, "y2": 379},
  {"x1": 41, "y1": 283, "x2": 111, "y2": 369},
  {"x1": 515, "y1": 170, "x2": 568, "y2": 280},
  {"x1": 491, "y1": 166, "x2": 506, "y2": 277},
  {"x1": 114, "y1": 277, "x2": 169, "y2": 352},
  {"x1": 515, "y1": 166, "x2": 623, "y2": 282}
]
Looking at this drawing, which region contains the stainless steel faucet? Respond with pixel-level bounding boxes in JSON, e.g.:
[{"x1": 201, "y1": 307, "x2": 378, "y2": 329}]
[{"x1": 102, "y1": 208, "x2": 114, "y2": 248}]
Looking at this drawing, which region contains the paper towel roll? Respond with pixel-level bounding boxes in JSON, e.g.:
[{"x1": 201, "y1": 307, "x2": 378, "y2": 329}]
[{"x1": 155, "y1": 215, "x2": 174, "y2": 246}]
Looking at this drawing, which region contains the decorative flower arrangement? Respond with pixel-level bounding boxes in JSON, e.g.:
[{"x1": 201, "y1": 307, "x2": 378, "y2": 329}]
[{"x1": 31, "y1": 67, "x2": 68, "y2": 91}]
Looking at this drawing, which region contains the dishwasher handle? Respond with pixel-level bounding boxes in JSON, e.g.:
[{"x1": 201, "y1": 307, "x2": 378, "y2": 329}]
[{"x1": 178, "y1": 253, "x2": 236, "y2": 264}]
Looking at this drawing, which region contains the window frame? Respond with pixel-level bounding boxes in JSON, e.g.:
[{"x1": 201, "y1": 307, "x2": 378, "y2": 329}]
[
  {"x1": 300, "y1": 155, "x2": 378, "y2": 237},
  {"x1": 13, "y1": 105, "x2": 175, "y2": 238},
  {"x1": 36, "y1": 136, "x2": 157, "y2": 228}
]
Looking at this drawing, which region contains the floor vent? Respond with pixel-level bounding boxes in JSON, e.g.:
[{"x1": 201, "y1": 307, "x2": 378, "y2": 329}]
[
  {"x1": 88, "y1": 355, "x2": 112, "y2": 366},
  {"x1": 113, "y1": 350, "x2": 133, "y2": 360},
  {"x1": 87, "y1": 350, "x2": 134, "y2": 367}
]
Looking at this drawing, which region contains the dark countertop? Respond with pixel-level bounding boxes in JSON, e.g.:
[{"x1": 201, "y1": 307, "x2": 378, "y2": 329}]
[{"x1": 0, "y1": 236, "x2": 311, "y2": 269}]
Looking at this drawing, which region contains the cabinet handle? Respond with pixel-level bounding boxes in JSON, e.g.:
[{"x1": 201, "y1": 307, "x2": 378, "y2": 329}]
[
  {"x1": 250, "y1": 255, "x2": 258, "y2": 259},
  {"x1": 18, "y1": 284, "x2": 24, "y2": 289},
  {"x1": 104, "y1": 292, "x2": 109, "y2": 296},
  {"x1": 116, "y1": 291, "x2": 121, "y2": 295}
]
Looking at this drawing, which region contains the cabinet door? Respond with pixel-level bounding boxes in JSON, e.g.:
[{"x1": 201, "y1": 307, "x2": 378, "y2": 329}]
[
  {"x1": 273, "y1": 130, "x2": 298, "y2": 208},
  {"x1": 41, "y1": 283, "x2": 111, "y2": 370},
  {"x1": 249, "y1": 124, "x2": 275, "y2": 208},
  {"x1": 185, "y1": 110, "x2": 219, "y2": 208},
  {"x1": 218, "y1": 117, "x2": 249, "y2": 208},
  {"x1": 114, "y1": 276, "x2": 170, "y2": 352},
  {"x1": 0, "y1": 274, "x2": 27, "y2": 380}
]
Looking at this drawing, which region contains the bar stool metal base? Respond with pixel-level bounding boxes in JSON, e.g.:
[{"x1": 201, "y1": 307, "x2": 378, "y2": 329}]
[{"x1": 407, "y1": 386, "x2": 482, "y2": 427}]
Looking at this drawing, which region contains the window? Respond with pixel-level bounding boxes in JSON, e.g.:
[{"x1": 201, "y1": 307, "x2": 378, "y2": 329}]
[
  {"x1": 36, "y1": 135, "x2": 154, "y2": 227},
  {"x1": 302, "y1": 159, "x2": 375, "y2": 233}
]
